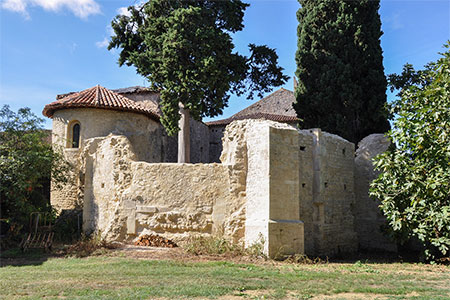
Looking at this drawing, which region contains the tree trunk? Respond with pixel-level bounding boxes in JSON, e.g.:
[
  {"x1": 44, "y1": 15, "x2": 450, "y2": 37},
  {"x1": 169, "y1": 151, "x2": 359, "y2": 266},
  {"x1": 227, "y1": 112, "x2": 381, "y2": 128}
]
[{"x1": 177, "y1": 103, "x2": 190, "y2": 163}]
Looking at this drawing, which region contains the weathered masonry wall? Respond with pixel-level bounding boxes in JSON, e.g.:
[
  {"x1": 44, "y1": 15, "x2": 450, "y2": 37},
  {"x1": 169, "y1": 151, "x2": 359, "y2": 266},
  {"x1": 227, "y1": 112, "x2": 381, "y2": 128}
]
[
  {"x1": 244, "y1": 122, "x2": 304, "y2": 257},
  {"x1": 354, "y1": 134, "x2": 397, "y2": 252},
  {"x1": 51, "y1": 108, "x2": 162, "y2": 211},
  {"x1": 312, "y1": 129, "x2": 357, "y2": 255},
  {"x1": 297, "y1": 129, "x2": 357, "y2": 256},
  {"x1": 51, "y1": 108, "x2": 210, "y2": 211},
  {"x1": 82, "y1": 135, "x2": 232, "y2": 242},
  {"x1": 52, "y1": 118, "x2": 385, "y2": 257},
  {"x1": 79, "y1": 120, "x2": 309, "y2": 257}
]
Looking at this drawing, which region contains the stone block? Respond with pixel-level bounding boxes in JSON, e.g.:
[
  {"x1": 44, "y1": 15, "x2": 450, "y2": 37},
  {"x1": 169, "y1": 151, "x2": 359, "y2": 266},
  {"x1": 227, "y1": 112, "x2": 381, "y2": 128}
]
[
  {"x1": 268, "y1": 220, "x2": 304, "y2": 258},
  {"x1": 136, "y1": 206, "x2": 157, "y2": 213}
]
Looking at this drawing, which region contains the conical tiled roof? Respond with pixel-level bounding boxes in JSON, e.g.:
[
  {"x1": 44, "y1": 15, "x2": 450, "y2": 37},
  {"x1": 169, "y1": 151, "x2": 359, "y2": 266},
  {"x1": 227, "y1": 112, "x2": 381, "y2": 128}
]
[{"x1": 43, "y1": 85, "x2": 160, "y2": 121}]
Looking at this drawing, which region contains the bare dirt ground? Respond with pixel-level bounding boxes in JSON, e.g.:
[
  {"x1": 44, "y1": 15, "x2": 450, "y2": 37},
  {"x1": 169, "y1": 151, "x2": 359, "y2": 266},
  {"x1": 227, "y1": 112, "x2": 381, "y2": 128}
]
[{"x1": 107, "y1": 244, "x2": 273, "y2": 265}]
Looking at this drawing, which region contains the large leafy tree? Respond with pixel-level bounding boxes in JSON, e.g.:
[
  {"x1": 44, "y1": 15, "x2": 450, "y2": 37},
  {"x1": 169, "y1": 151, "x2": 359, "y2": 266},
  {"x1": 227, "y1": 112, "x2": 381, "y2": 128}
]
[
  {"x1": 0, "y1": 105, "x2": 69, "y2": 240},
  {"x1": 108, "y1": 0, "x2": 288, "y2": 136},
  {"x1": 370, "y1": 43, "x2": 450, "y2": 261},
  {"x1": 294, "y1": 0, "x2": 390, "y2": 143}
]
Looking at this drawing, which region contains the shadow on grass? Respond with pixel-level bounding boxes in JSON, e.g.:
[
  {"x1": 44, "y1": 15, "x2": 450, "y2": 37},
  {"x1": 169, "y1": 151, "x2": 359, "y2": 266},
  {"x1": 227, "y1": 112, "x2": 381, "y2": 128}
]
[{"x1": 0, "y1": 248, "x2": 50, "y2": 267}]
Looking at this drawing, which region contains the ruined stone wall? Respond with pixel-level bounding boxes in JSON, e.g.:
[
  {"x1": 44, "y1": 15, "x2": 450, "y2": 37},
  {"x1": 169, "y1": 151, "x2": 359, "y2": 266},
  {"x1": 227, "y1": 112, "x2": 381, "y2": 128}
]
[
  {"x1": 79, "y1": 134, "x2": 237, "y2": 242},
  {"x1": 52, "y1": 108, "x2": 162, "y2": 162},
  {"x1": 220, "y1": 121, "x2": 249, "y2": 243},
  {"x1": 209, "y1": 125, "x2": 226, "y2": 163},
  {"x1": 297, "y1": 130, "x2": 315, "y2": 254},
  {"x1": 312, "y1": 129, "x2": 357, "y2": 255},
  {"x1": 50, "y1": 108, "x2": 162, "y2": 211},
  {"x1": 50, "y1": 116, "x2": 375, "y2": 257},
  {"x1": 120, "y1": 91, "x2": 211, "y2": 163},
  {"x1": 354, "y1": 134, "x2": 396, "y2": 252},
  {"x1": 190, "y1": 119, "x2": 210, "y2": 163},
  {"x1": 297, "y1": 129, "x2": 358, "y2": 256},
  {"x1": 80, "y1": 120, "x2": 307, "y2": 256},
  {"x1": 237, "y1": 120, "x2": 304, "y2": 256}
]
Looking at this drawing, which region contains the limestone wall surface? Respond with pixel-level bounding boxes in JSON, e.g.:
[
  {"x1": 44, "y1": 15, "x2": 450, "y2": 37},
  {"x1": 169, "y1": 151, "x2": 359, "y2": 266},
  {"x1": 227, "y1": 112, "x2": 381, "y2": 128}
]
[
  {"x1": 79, "y1": 120, "x2": 308, "y2": 257},
  {"x1": 220, "y1": 121, "x2": 249, "y2": 243},
  {"x1": 209, "y1": 125, "x2": 226, "y2": 163},
  {"x1": 52, "y1": 108, "x2": 162, "y2": 162},
  {"x1": 314, "y1": 130, "x2": 357, "y2": 255},
  {"x1": 50, "y1": 115, "x2": 383, "y2": 258},
  {"x1": 222, "y1": 120, "x2": 304, "y2": 256},
  {"x1": 51, "y1": 108, "x2": 162, "y2": 211},
  {"x1": 297, "y1": 129, "x2": 357, "y2": 256},
  {"x1": 80, "y1": 134, "x2": 235, "y2": 242},
  {"x1": 190, "y1": 119, "x2": 210, "y2": 163},
  {"x1": 120, "y1": 91, "x2": 211, "y2": 163},
  {"x1": 297, "y1": 130, "x2": 315, "y2": 254},
  {"x1": 354, "y1": 134, "x2": 396, "y2": 252},
  {"x1": 50, "y1": 148, "x2": 82, "y2": 211}
]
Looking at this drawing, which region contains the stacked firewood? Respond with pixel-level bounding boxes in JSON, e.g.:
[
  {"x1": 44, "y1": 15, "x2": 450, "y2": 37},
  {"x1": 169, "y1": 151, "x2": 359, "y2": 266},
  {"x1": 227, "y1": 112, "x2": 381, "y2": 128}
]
[{"x1": 134, "y1": 234, "x2": 178, "y2": 248}]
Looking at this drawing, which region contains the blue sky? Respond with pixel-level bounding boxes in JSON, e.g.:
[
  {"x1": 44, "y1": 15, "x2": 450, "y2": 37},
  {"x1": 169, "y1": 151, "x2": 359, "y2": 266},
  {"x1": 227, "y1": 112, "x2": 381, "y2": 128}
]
[{"x1": 0, "y1": 0, "x2": 449, "y2": 129}]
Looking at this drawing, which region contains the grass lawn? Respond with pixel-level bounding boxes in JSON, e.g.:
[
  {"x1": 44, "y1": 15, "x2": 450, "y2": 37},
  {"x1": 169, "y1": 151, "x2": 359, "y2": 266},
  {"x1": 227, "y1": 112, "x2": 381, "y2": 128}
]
[{"x1": 0, "y1": 249, "x2": 449, "y2": 300}]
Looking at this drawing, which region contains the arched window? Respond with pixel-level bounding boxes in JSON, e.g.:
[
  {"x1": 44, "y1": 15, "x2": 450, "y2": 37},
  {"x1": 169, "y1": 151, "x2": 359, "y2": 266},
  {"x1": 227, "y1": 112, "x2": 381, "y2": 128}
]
[{"x1": 72, "y1": 123, "x2": 80, "y2": 148}]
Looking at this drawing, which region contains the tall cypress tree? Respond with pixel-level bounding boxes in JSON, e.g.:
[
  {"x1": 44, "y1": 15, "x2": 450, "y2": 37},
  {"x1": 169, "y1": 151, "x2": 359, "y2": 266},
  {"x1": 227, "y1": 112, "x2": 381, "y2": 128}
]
[{"x1": 294, "y1": 0, "x2": 390, "y2": 143}]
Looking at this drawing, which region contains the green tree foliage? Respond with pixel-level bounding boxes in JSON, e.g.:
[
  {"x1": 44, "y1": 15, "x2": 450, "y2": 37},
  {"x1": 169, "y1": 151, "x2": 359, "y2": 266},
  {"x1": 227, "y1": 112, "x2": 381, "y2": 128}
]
[
  {"x1": 294, "y1": 0, "x2": 390, "y2": 143},
  {"x1": 0, "y1": 105, "x2": 69, "y2": 236},
  {"x1": 387, "y1": 62, "x2": 434, "y2": 98},
  {"x1": 370, "y1": 44, "x2": 450, "y2": 260},
  {"x1": 108, "y1": 0, "x2": 288, "y2": 135}
]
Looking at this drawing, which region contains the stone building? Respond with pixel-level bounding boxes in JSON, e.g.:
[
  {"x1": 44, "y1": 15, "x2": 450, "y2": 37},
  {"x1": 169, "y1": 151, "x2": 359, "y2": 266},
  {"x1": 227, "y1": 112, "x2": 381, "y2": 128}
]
[
  {"x1": 207, "y1": 88, "x2": 299, "y2": 162},
  {"x1": 43, "y1": 84, "x2": 395, "y2": 258}
]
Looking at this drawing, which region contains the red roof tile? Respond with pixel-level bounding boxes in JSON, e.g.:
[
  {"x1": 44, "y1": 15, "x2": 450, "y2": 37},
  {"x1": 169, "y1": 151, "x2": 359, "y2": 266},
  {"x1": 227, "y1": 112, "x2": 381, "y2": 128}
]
[
  {"x1": 43, "y1": 85, "x2": 160, "y2": 121},
  {"x1": 205, "y1": 112, "x2": 298, "y2": 126}
]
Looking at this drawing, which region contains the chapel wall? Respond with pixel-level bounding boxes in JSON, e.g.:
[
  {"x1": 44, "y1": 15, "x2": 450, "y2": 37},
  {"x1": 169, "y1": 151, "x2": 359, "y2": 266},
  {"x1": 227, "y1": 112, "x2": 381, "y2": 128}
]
[
  {"x1": 354, "y1": 134, "x2": 397, "y2": 252},
  {"x1": 190, "y1": 119, "x2": 210, "y2": 163},
  {"x1": 120, "y1": 90, "x2": 212, "y2": 163},
  {"x1": 312, "y1": 129, "x2": 358, "y2": 255},
  {"x1": 81, "y1": 134, "x2": 235, "y2": 242},
  {"x1": 297, "y1": 130, "x2": 315, "y2": 254},
  {"x1": 51, "y1": 108, "x2": 161, "y2": 211},
  {"x1": 209, "y1": 125, "x2": 226, "y2": 163},
  {"x1": 50, "y1": 114, "x2": 378, "y2": 257},
  {"x1": 243, "y1": 120, "x2": 304, "y2": 257}
]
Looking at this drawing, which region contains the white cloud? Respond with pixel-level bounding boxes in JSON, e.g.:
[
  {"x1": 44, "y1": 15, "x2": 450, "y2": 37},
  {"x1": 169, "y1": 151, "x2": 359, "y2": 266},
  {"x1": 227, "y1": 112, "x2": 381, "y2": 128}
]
[
  {"x1": 1, "y1": 0, "x2": 101, "y2": 19},
  {"x1": 116, "y1": 6, "x2": 131, "y2": 17},
  {"x1": 96, "y1": 37, "x2": 109, "y2": 48},
  {"x1": 116, "y1": 1, "x2": 146, "y2": 17}
]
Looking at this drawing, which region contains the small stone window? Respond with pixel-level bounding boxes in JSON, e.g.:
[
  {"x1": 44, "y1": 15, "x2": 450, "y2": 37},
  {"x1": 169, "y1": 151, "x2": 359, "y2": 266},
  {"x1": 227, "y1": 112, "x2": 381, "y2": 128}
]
[
  {"x1": 72, "y1": 123, "x2": 80, "y2": 148},
  {"x1": 67, "y1": 121, "x2": 81, "y2": 148}
]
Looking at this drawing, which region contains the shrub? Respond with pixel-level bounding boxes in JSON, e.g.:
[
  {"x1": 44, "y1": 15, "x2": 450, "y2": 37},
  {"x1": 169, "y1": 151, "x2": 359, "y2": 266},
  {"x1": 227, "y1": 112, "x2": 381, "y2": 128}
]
[
  {"x1": 184, "y1": 235, "x2": 266, "y2": 259},
  {"x1": 0, "y1": 105, "x2": 70, "y2": 244},
  {"x1": 370, "y1": 42, "x2": 450, "y2": 261}
]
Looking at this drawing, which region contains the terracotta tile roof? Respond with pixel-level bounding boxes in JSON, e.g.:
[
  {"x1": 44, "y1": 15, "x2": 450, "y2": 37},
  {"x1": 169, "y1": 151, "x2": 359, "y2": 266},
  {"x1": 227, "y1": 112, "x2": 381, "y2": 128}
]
[
  {"x1": 206, "y1": 112, "x2": 298, "y2": 126},
  {"x1": 206, "y1": 88, "x2": 298, "y2": 126},
  {"x1": 43, "y1": 85, "x2": 160, "y2": 121}
]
